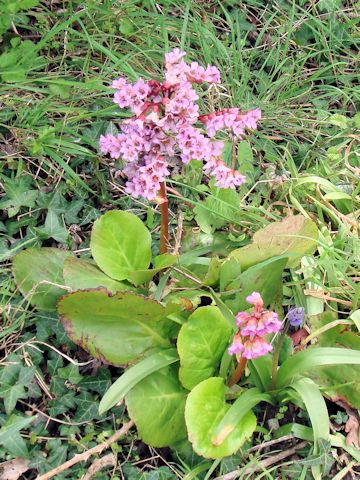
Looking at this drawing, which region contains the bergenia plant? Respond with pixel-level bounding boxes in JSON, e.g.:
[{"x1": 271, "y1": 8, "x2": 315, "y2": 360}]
[
  {"x1": 11, "y1": 49, "x2": 360, "y2": 479},
  {"x1": 99, "y1": 48, "x2": 260, "y2": 252}
]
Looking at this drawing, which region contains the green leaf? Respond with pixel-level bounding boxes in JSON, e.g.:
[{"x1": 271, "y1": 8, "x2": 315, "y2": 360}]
[
  {"x1": 90, "y1": 210, "x2": 151, "y2": 281},
  {"x1": 58, "y1": 289, "x2": 175, "y2": 365},
  {"x1": 203, "y1": 256, "x2": 222, "y2": 286},
  {"x1": 237, "y1": 141, "x2": 254, "y2": 178},
  {"x1": 35, "y1": 210, "x2": 68, "y2": 243},
  {"x1": 350, "y1": 310, "x2": 360, "y2": 332},
  {"x1": 224, "y1": 256, "x2": 287, "y2": 313},
  {"x1": 128, "y1": 254, "x2": 178, "y2": 286},
  {"x1": 219, "y1": 257, "x2": 242, "y2": 292},
  {"x1": 119, "y1": 18, "x2": 135, "y2": 36},
  {"x1": 99, "y1": 348, "x2": 179, "y2": 414},
  {"x1": 126, "y1": 366, "x2": 187, "y2": 447},
  {"x1": 0, "y1": 175, "x2": 38, "y2": 217},
  {"x1": 229, "y1": 216, "x2": 318, "y2": 270},
  {"x1": 2, "y1": 431, "x2": 29, "y2": 458},
  {"x1": 194, "y1": 188, "x2": 241, "y2": 234},
  {"x1": 289, "y1": 378, "x2": 329, "y2": 455},
  {"x1": 79, "y1": 368, "x2": 111, "y2": 395},
  {"x1": 13, "y1": 248, "x2": 72, "y2": 311},
  {"x1": 212, "y1": 388, "x2": 273, "y2": 446},
  {"x1": 74, "y1": 392, "x2": 100, "y2": 422},
  {"x1": 177, "y1": 307, "x2": 233, "y2": 390},
  {"x1": 0, "y1": 384, "x2": 27, "y2": 414},
  {"x1": 57, "y1": 364, "x2": 83, "y2": 384},
  {"x1": 248, "y1": 356, "x2": 273, "y2": 392},
  {"x1": 328, "y1": 113, "x2": 348, "y2": 129},
  {"x1": 0, "y1": 415, "x2": 34, "y2": 445},
  {"x1": 277, "y1": 347, "x2": 360, "y2": 388},
  {"x1": 63, "y1": 257, "x2": 132, "y2": 293},
  {"x1": 308, "y1": 312, "x2": 360, "y2": 408},
  {"x1": 185, "y1": 377, "x2": 256, "y2": 459}
]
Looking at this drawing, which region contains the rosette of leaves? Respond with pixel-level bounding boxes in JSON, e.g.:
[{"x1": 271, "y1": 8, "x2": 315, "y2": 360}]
[{"x1": 14, "y1": 211, "x2": 360, "y2": 463}]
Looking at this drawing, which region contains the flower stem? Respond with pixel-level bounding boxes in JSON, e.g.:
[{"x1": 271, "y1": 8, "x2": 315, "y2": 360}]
[
  {"x1": 159, "y1": 181, "x2": 169, "y2": 254},
  {"x1": 271, "y1": 322, "x2": 290, "y2": 390},
  {"x1": 229, "y1": 356, "x2": 247, "y2": 387}
]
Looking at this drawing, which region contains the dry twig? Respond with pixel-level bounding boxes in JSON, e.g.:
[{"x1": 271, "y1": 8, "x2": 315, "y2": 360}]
[{"x1": 35, "y1": 420, "x2": 134, "y2": 480}]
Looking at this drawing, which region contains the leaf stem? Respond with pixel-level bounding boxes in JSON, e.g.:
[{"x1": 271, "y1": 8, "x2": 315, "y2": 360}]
[
  {"x1": 229, "y1": 356, "x2": 247, "y2": 387},
  {"x1": 159, "y1": 181, "x2": 169, "y2": 254},
  {"x1": 271, "y1": 322, "x2": 290, "y2": 390}
]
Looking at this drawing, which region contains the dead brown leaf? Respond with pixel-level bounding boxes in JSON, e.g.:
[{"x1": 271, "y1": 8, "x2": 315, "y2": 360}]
[
  {"x1": 333, "y1": 397, "x2": 360, "y2": 448},
  {"x1": 0, "y1": 458, "x2": 30, "y2": 480}
]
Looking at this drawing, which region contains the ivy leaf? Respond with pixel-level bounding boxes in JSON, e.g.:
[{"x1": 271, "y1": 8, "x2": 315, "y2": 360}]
[
  {"x1": 0, "y1": 176, "x2": 38, "y2": 217},
  {"x1": 49, "y1": 391, "x2": 77, "y2": 417},
  {"x1": 0, "y1": 383, "x2": 27, "y2": 414},
  {"x1": 79, "y1": 368, "x2": 112, "y2": 395},
  {"x1": 2, "y1": 430, "x2": 29, "y2": 459},
  {"x1": 57, "y1": 364, "x2": 83, "y2": 385},
  {"x1": 74, "y1": 392, "x2": 100, "y2": 422},
  {"x1": 0, "y1": 415, "x2": 34, "y2": 443},
  {"x1": 35, "y1": 210, "x2": 69, "y2": 243}
]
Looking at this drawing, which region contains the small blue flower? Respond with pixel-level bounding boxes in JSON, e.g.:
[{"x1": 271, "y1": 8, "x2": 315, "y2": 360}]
[{"x1": 288, "y1": 307, "x2": 305, "y2": 327}]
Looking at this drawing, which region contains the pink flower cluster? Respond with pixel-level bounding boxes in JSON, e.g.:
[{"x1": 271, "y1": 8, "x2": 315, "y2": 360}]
[
  {"x1": 199, "y1": 108, "x2": 261, "y2": 138},
  {"x1": 99, "y1": 49, "x2": 261, "y2": 201},
  {"x1": 228, "y1": 292, "x2": 282, "y2": 359}
]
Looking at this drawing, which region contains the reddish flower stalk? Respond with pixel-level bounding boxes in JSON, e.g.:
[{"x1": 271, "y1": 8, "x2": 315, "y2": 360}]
[
  {"x1": 227, "y1": 292, "x2": 283, "y2": 385},
  {"x1": 229, "y1": 356, "x2": 247, "y2": 387},
  {"x1": 159, "y1": 181, "x2": 169, "y2": 254}
]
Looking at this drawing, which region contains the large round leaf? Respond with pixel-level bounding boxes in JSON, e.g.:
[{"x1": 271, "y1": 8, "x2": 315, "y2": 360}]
[
  {"x1": 58, "y1": 290, "x2": 175, "y2": 365},
  {"x1": 90, "y1": 210, "x2": 151, "y2": 281},
  {"x1": 13, "y1": 247, "x2": 72, "y2": 311},
  {"x1": 229, "y1": 215, "x2": 318, "y2": 270},
  {"x1": 177, "y1": 307, "x2": 233, "y2": 390},
  {"x1": 126, "y1": 365, "x2": 188, "y2": 447},
  {"x1": 225, "y1": 256, "x2": 287, "y2": 313},
  {"x1": 63, "y1": 257, "x2": 133, "y2": 293},
  {"x1": 185, "y1": 377, "x2": 256, "y2": 459}
]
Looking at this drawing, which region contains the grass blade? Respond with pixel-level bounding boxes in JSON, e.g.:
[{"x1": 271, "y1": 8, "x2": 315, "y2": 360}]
[
  {"x1": 277, "y1": 348, "x2": 360, "y2": 387},
  {"x1": 99, "y1": 348, "x2": 179, "y2": 414}
]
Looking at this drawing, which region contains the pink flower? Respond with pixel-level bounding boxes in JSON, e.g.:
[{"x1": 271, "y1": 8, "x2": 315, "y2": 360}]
[
  {"x1": 236, "y1": 311, "x2": 251, "y2": 328},
  {"x1": 242, "y1": 336, "x2": 272, "y2": 359},
  {"x1": 246, "y1": 292, "x2": 264, "y2": 309},
  {"x1": 228, "y1": 292, "x2": 282, "y2": 360},
  {"x1": 204, "y1": 158, "x2": 246, "y2": 189},
  {"x1": 228, "y1": 334, "x2": 244, "y2": 355},
  {"x1": 132, "y1": 78, "x2": 151, "y2": 99},
  {"x1": 112, "y1": 77, "x2": 127, "y2": 89},
  {"x1": 100, "y1": 49, "x2": 260, "y2": 202},
  {"x1": 240, "y1": 317, "x2": 262, "y2": 337},
  {"x1": 200, "y1": 107, "x2": 260, "y2": 138},
  {"x1": 165, "y1": 48, "x2": 186, "y2": 65},
  {"x1": 257, "y1": 311, "x2": 282, "y2": 335}
]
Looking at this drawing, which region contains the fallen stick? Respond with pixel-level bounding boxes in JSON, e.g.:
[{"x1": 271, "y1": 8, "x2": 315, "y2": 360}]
[
  {"x1": 36, "y1": 420, "x2": 134, "y2": 480},
  {"x1": 214, "y1": 440, "x2": 308, "y2": 480},
  {"x1": 82, "y1": 453, "x2": 116, "y2": 480}
]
